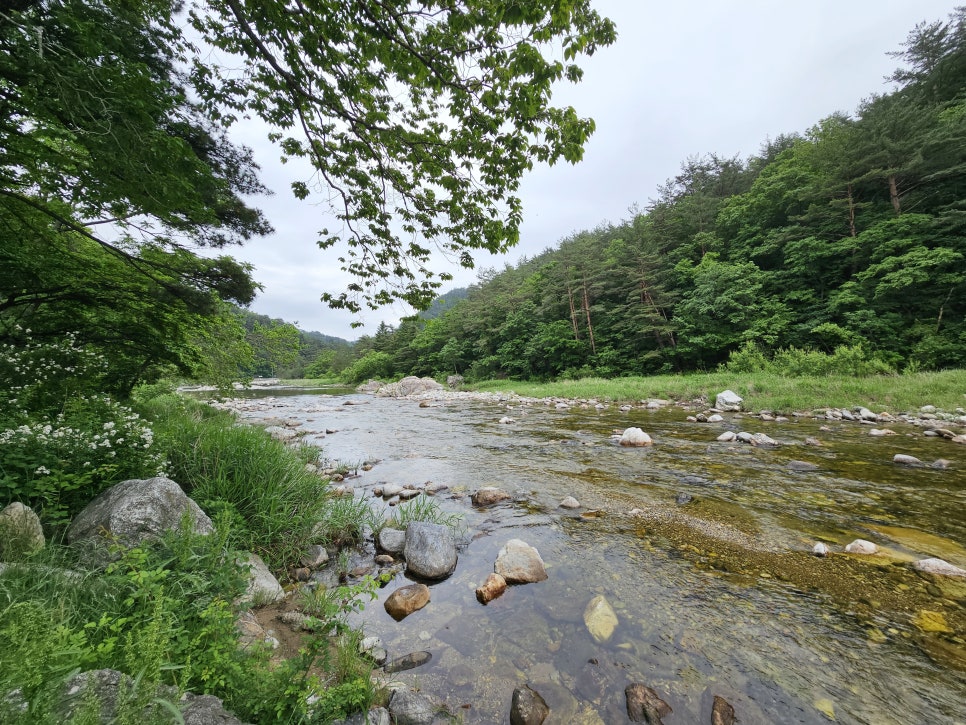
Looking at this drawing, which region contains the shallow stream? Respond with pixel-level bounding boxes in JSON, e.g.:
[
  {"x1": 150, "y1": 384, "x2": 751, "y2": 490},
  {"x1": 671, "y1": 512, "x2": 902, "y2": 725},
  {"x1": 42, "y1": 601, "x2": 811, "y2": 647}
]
[{"x1": 221, "y1": 388, "x2": 966, "y2": 724}]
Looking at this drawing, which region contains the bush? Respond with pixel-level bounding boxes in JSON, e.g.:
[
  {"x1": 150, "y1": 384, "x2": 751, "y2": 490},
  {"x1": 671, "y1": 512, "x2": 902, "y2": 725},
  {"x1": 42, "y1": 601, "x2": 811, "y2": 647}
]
[
  {"x1": 0, "y1": 334, "x2": 164, "y2": 526},
  {"x1": 339, "y1": 352, "x2": 394, "y2": 385},
  {"x1": 721, "y1": 343, "x2": 895, "y2": 377}
]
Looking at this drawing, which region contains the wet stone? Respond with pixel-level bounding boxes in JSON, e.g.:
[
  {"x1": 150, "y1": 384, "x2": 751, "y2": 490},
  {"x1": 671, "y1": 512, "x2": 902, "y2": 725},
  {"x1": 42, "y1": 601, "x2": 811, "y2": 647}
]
[
  {"x1": 625, "y1": 683, "x2": 672, "y2": 724},
  {"x1": 383, "y1": 651, "x2": 433, "y2": 674},
  {"x1": 788, "y1": 460, "x2": 819, "y2": 471},
  {"x1": 510, "y1": 685, "x2": 549, "y2": 725}
]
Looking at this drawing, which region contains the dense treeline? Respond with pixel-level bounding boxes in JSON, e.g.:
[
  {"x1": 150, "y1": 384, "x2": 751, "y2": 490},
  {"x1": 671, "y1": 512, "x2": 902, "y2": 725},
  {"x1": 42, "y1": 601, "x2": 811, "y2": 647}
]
[{"x1": 358, "y1": 10, "x2": 966, "y2": 381}]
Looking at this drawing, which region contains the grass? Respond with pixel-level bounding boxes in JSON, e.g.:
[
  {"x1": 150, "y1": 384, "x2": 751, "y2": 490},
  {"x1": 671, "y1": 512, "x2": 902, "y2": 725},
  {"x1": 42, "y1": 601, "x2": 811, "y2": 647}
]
[
  {"x1": 383, "y1": 496, "x2": 464, "y2": 535},
  {"x1": 469, "y1": 369, "x2": 966, "y2": 414}
]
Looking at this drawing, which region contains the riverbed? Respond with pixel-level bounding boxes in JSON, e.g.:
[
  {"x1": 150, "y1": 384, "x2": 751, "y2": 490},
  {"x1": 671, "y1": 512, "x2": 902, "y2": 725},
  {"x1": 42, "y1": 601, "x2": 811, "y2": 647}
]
[{"x1": 214, "y1": 387, "x2": 966, "y2": 724}]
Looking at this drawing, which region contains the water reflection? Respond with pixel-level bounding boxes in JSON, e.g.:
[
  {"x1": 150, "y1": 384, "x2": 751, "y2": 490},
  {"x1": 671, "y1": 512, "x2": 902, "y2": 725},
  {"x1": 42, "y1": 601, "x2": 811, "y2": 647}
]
[{"x1": 220, "y1": 390, "x2": 966, "y2": 724}]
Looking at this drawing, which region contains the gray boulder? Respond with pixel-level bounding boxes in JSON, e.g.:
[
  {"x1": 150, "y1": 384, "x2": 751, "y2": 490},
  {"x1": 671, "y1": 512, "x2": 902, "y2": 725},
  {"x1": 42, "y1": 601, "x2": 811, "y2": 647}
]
[
  {"x1": 404, "y1": 522, "x2": 458, "y2": 580},
  {"x1": 67, "y1": 477, "x2": 213, "y2": 553},
  {"x1": 715, "y1": 390, "x2": 743, "y2": 412},
  {"x1": 375, "y1": 376, "x2": 444, "y2": 398},
  {"x1": 0, "y1": 502, "x2": 45, "y2": 557},
  {"x1": 378, "y1": 527, "x2": 407, "y2": 554}
]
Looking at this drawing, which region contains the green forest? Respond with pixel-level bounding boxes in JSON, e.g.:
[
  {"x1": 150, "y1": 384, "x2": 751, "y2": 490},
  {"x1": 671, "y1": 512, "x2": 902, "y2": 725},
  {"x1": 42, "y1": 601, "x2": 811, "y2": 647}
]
[{"x1": 339, "y1": 9, "x2": 966, "y2": 383}]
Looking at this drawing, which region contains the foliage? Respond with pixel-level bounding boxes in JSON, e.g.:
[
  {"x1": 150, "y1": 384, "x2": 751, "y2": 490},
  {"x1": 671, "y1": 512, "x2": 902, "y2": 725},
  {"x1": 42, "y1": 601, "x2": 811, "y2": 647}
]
[
  {"x1": 0, "y1": 333, "x2": 164, "y2": 525},
  {"x1": 384, "y1": 496, "x2": 465, "y2": 535},
  {"x1": 365, "y1": 7, "x2": 966, "y2": 378},
  {"x1": 0, "y1": 518, "x2": 376, "y2": 724},
  {"x1": 722, "y1": 342, "x2": 896, "y2": 377},
  {"x1": 339, "y1": 351, "x2": 396, "y2": 385},
  {"x1": 140, "y1": 395, "x2": 339, "y2": 570}
]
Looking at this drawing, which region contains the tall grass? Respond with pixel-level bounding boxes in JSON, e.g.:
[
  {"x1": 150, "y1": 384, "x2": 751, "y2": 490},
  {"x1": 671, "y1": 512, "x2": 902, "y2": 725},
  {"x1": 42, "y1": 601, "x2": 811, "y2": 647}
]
[
  {"x1": 138, "y1": 394, "x2": 349, "y2": 570},
  {"x1": 471, "y1": 369, "x2": 966, "y2": 413}
]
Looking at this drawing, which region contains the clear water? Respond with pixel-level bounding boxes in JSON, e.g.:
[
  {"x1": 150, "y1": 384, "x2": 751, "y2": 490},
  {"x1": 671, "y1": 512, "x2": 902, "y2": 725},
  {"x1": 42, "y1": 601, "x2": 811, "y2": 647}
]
[{"x1": 222, "y1": 390, "x2": 966, "y2": 724}]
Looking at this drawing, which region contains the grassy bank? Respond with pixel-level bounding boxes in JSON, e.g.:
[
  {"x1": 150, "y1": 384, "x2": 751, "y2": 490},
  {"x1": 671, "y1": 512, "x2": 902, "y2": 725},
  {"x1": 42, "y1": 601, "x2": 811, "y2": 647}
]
[
  {"x1": 1, "y1": 393, "x2": 379, "y2": 724},
  {"x1": 470, "y1": 369, "x2": 966, "y2": 414}
]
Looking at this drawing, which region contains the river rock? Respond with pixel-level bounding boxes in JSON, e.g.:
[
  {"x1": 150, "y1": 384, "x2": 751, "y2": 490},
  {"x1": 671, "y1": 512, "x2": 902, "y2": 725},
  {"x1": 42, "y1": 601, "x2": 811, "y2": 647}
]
[
  {"x1": 375, "y1": 376, "x2": 444, "y2": 398},
  {"x1": 715, "y1": 390, "x2": 743, "y2": 412},
  {"x1": 675, "y1": 492, "x2": 693, "y2": 505},
  {"x1": 619, "y1": 428, "x2": 653, "y2": 447},
  {"x1": 583, "y1": 594, "x2": 618, "y2": 643},
  {"x1": 237, "y1": 552, "x2": 284, "y2": 605},
  {"x1": 869, "y1": 428, "x2": 897, "y2": 436},
  {"x1": 717, "y1": 431, "x2": 736, "y2": 442},
  {"x1": 812, "y1": 542, "x2": 830, "y2": 557},
  {"x1": 476, "y1": 572, "x2": 507, "y2": 604},
  {"x1": 845, "y1": 539, "x2": 879, "y2": 555},
  {"x1": 510, "y1": 685, "x2": 549, "y2": 725},
  {"x1": 931, "y1": 459, "x2": 952, "y2": 470},
  {"x1": 920, "y1": 405, "x2": 937, "y2": 414},
  {"x1": 857, "y1": 407, "x2": 878, "y2": 422},
  {"x1": 383, "y1": 651, "x2": 432, "y2": 673},
  {"x1": 0, "y1": 502, "x2": 45, "y2": 556},
  {"x1": 499, "y1": 416, "x2": 516, "y2": 424},
  {"x1": 788, "y1": 460, "x2": 819, "y2": 471},
  {"x1": 913, "y1": 558, "x2": 966, "y2": 577},
  {"x1": 381, "y1": 483, "x2": 404, "y2": 498},
  {"x1": 707, "y1": 413, "x2": 724, "y2": 423},
  {"x1": 404, "y1": 522, "x2": 458, "y2": 580},
  {"x1": 495, "y1": 539, "x2": 548, "y2": 583},
  {"x1": 67, "y1": 477, "x2": 213, "y2": 555},
  {"x1": 359, "y1": 636, "x2": 388, "y2": 665},
  {"x1": 385, "y1": 583, "x2": 431, "y2": 621},
  {"x1": 893, "y1": 454, "x2": 922, "y2": 466},
  {"x1": 472, "y1": 487, "x2": 511, "y2": 506},
  {"x1": 388, "y1": 687, "x2": 437, "y2": 724},
  {"x1": 378, "y1": 527, "x2": 406, "y2": 554},
  {"x1": 356, "y1": 379, "x2": 385, "y2": 393},
  {"x1": 625, "y1": 683, "x2": 672, "y2": 724},
  {"x1": 749, "y1": 432, "x2": 779, "y2": 446},
  {"x1": 559, "y1": 496, "x2": 581, "y2": 509},
  {"x1": 711, "y1": 695, "x2": 736, "y2": 725},
  {"x1": 300, "y1": 544, "x2": 329, "y2": 568},
  {"x1": 951, "y1": 434, "x2": 966, "y2": 444}
]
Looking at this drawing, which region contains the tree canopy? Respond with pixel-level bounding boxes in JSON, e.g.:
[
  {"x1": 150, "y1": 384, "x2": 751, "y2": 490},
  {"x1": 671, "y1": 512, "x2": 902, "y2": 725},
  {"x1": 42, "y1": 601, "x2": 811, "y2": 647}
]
[{"x1": 1, "y1": 0, "x2": 615, "y2": 389}]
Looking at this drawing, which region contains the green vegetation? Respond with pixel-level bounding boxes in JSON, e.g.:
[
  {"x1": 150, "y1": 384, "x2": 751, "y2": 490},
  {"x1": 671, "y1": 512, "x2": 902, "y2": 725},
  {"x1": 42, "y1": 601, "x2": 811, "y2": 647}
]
[
  {"x1": 358, "y1": 8, "x2": 966, "y2": 381},
  {"x1": 470, "y1": 368, "x2": 966, "y2": 414}
]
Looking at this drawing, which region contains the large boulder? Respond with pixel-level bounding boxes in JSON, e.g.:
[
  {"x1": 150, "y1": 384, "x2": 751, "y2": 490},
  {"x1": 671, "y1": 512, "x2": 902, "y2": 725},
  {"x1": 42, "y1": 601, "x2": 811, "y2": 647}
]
[
  {"x1": 388, "y1": 688, "x2": 438, "y2": 725},
  {"x1": 67, "y1": 477, "x2": 213, "y2": 553},
  {"x1": 494, "y1": 539, "x2": 547, "y2": 584},
  {"x1": 404, "y1": 522, "x2": 458, "y2": 580},
  {"x1": 0, "y1": 502, "x2": 45, "y2": 557},
  {"x1": 714, "y1": 390, "x2": 743, "y2": 412},
  {"x1": 375, "y1": 376, "x2": 444, "y2": 398},
  {"x1": 471, "y1": 487, "x2": 511, "y2": 506}
]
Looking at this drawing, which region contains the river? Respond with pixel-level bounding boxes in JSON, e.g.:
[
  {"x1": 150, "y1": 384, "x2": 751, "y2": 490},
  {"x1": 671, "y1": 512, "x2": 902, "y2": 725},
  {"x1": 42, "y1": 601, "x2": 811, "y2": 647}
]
[{"x1": 218, "y1": 387, "x2": 966, "y2": 724}]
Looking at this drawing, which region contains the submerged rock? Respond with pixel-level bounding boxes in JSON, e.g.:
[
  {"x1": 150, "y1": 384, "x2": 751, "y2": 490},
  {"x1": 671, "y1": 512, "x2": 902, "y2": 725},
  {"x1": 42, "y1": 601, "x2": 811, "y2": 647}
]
[
  {"x1": 383, "y1": 651, "x2": 433, "y2": 673},
  {"x1": 583, "y1": 594, "x2": 618, "y2": 644},
  {"x1": 510, "y1": 685, "x2": 549, "y2": 725},
  {"x1": 625, "y1": 683, "x2": 672, "y2": 724},
  {"x1": 893, "y1": 454, "x2": 922, "y2": 466},
  {"x1": 711, "y1": 695, "x2": 736, "y2": 725}
]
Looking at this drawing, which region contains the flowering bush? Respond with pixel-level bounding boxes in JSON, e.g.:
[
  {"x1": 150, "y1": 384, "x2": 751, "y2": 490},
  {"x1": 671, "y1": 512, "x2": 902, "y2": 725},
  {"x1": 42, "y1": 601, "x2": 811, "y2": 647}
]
[{"x1": 0, "y1": 330, "x2": 163, "y2": 525}]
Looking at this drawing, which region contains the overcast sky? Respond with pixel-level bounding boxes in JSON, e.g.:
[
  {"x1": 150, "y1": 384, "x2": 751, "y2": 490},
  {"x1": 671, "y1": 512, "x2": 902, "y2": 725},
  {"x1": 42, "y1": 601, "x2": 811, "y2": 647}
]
[{"x1": 223, "y1": 1, "x2": 958, "y2": 340}]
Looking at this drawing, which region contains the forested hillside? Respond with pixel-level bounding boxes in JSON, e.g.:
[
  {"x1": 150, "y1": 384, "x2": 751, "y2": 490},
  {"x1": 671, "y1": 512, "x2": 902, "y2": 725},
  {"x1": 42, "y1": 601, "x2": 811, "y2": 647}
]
[{"x1": 363, "y1": 10, "x2": 966, "y2": 381}]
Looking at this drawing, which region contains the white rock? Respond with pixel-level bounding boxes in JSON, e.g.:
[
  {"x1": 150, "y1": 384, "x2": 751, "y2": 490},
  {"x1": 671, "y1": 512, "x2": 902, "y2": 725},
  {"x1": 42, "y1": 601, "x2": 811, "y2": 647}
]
[
  {"x1": 619, "y1": 428, "x2": 653, "y2": 447},
  {"x1": 707, "y1": 414, "x2": 724, "y2": 423},
  {"x1": 559, "y1": 496, "x2": 581, "y2": 509},
  {"x1": 494, "y1": 539, "x2": 548, "y2": 583},
  {"x1": 498, "y1": 416, "x2": 515, "y2": 424},
  {"x1": 583, "y1": 594, "x2": 618, "y2": 643},
  {"x1": 812, "y1": 542, "x2": 830, "y2": 557},
  {"x1": 717, "y1": 431, "x2": 737, "y2": 442},
  {"x1": 845, "y1": 539, "x2": 879, "y2": 555},
  {"x1": 869, "y1": 429, "x2": 897, "y2": 436},
  {"x1": 893, "y1": 454, "x2": 922, "y2": 466},
  {"x1": 913, "y1": 558, "x2": 966, "y2": 577},
  {"x1": 715, "y1": 390, "x2": 743, "y2": 412}
]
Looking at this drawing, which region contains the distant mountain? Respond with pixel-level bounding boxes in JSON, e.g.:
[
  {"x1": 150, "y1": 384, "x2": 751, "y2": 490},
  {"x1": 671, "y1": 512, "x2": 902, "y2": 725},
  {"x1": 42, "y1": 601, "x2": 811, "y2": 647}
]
[{"x1": 419, "y1": 287, "x2": 469, "y2": 320}]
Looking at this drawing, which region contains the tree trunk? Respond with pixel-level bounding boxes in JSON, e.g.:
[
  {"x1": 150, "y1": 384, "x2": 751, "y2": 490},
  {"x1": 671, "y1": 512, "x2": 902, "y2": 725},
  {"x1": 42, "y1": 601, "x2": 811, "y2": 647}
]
[
  {"x1": 567, "y1": 285, "x2": 580, "y2": 340},
  {"x1": 582, "y1": 281, "x2": 596, "y2": 355},
  {"x1": 847, "y1": 183, "x2": 857, "y2": 237},
  {"x1": 888, "y1": 174, "x2": 901, "y2": 215}
]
